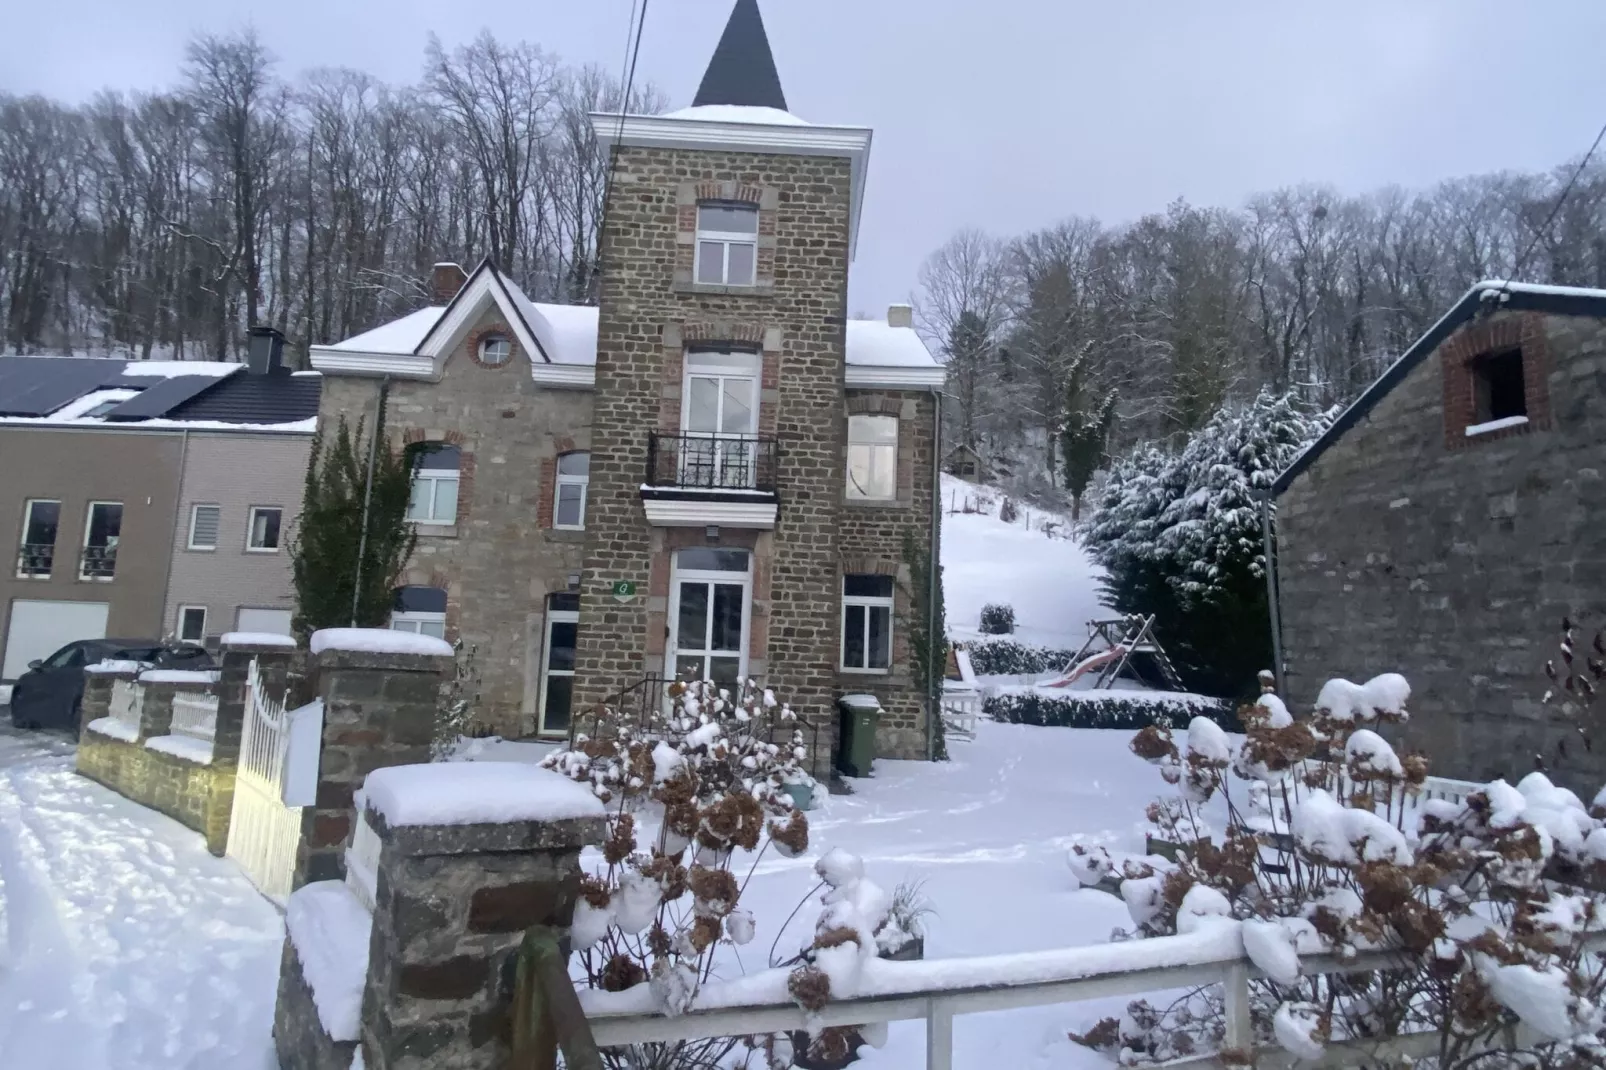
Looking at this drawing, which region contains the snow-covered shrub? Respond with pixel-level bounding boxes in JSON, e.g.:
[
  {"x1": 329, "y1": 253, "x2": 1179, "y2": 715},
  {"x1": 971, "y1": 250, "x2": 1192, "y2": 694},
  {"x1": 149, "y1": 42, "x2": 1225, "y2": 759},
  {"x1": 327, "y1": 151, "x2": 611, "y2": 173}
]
[
  {"x1": 965, "y1": 638, "x2": 1076, "y2": 676},
  {"x1": 984, "y1": 690, "x2": 1234, "y2": 731},
  {"x1": 1081, "y1": 390, "x2": 1333, "y2": 696},
  {"x1": 430, "y1": 638, "x2": 481, "y2": 759},
  {"x1": 541, "y1": 678, "x2": 818, "y2": 1068},
  {"x1": 1073, "y1": 673, "x2": 1606, "y2": 1068},
  {"x1": 979, "y1": 603, "x2": 1016, "y2": 635}
]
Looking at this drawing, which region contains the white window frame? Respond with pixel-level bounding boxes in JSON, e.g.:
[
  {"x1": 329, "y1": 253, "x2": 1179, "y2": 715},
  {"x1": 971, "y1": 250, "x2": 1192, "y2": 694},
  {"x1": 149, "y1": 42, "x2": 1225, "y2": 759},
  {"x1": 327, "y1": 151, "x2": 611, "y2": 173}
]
[
  {"x1": 408, "y1": 447, "x2": 461, "y2": 526},
  {"x1": 667, "y1": 550, "x2": 753, "y2": 686},
  {"x1": 538, "y1": 607, "x2": 580, "y2": 736},
  {"x1": 478, "y1": 334, "x2": 512, "y2": 366},
  {"x1": 188, "y1": 503, "x2": 221, "y2": 551},
  {"x1": 694, "y1": 203, "x2": 759, "y2": 286},
  {"x1": 847, "y1": 414, "x2": 899, "y2": 501},
  {"x1": 554, "y1": 453, "x2": 589, "y2": 531},
  {"x1": 841, "y1": 576, "x2": 894, "y2": 674},
  {"x1": 246, "y1": 506, "x2": 283, "y2": 553},
  {"x1": 18, "y1": 498, "x2": 60, "y2": 579},
  {"x1": 177, "y1": 604, "x2": 208, "y2": 644},
  {"x1": 80, "y1": 500, "x2": 122, "y2": 581},
  {"x1": 390, "y1": 610, "x2": 447, "y2": 639}
]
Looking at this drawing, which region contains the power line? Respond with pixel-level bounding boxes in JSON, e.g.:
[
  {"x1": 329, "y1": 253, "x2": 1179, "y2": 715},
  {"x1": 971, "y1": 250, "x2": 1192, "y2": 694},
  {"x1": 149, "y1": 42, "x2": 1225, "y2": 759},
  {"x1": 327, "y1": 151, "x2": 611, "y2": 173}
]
[
  {"x1": 591, "y1": 0, "x2": 651, "y2": 297},
  {"x1": 1510, "y1": 117, "x2": 1606, "y2": 281}
]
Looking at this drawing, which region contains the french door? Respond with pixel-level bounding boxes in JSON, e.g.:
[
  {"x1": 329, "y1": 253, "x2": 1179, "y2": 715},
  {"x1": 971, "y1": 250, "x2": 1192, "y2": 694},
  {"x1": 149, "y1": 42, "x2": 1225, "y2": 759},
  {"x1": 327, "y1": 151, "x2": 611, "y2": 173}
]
[
  {"x1": 683, "y1": 352, "x2": 759, "y2": 488},
  {"x1": 667, "y1": 548, "x2": 751, "y2": 688}
]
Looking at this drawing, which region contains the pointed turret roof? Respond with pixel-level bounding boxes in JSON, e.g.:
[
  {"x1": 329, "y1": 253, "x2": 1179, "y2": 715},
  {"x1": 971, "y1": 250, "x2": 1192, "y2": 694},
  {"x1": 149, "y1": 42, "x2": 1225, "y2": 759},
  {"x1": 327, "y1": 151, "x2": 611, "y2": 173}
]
[{"x1": 692, "y1": 0, "x2": 788, "y2": 112}]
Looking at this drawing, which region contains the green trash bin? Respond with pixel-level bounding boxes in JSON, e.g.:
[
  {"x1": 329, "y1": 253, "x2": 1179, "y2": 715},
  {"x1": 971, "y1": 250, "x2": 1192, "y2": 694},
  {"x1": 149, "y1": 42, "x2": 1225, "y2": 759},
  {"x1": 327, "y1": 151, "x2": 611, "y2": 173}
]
[{"x1": 837, "y1": 694, "x2": 882, "y2": 778}]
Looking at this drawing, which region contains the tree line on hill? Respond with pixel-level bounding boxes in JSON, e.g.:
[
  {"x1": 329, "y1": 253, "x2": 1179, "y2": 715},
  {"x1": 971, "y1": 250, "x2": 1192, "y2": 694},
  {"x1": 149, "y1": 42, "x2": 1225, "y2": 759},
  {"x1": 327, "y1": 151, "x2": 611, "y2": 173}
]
[{"x1": 0, "y1": 28, "x2": 662, "y2": 360}]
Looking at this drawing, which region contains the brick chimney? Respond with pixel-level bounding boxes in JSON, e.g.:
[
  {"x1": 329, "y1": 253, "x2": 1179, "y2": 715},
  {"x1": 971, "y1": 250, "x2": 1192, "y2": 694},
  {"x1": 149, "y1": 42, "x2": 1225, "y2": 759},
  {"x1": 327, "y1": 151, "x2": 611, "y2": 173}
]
[
  {"x1": 247, "y1": 326, "x2": 286, "y2": 376},
  {"x1": 887, "y1": 303, "x2": 914, "y2": 329},
  {"x1": 430, "y1": 262, "x2": 468, "y2": 305}
]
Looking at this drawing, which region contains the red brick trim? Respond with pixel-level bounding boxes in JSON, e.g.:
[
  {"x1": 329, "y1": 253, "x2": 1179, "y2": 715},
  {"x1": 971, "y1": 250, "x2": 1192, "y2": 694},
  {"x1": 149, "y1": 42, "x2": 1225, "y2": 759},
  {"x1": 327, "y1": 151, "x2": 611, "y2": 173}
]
[
  {"x1": 841, "y1": 555, "x2": 900, "y2": 577},
  {"x1": 682, "y1": 321, "x2": 767, "y2": 347},
  {"x1": 465, "y1": 323, "x2": 521, "y2": 369},
  {"x1": 536, "y1": 458, "x2": 556, "y2": 529},
  {"x1": 1440, "y1": 312, "x2": 1551, "y2": 449},
  {"x1": 696, "y1": 181, "x2": 764, "y2": 205},
  {"x1": 846, "y1": 395, "x2": 904, "y2": 417}
]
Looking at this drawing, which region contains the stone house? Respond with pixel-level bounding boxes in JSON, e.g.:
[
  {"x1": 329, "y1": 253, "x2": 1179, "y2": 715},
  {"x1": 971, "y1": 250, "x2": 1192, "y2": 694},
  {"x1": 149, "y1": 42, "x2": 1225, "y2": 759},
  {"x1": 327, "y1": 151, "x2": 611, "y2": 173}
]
[
  {"x1": 0, "y1": 331, "x2": 318, "y2": 684},
  {"x1": 308, "y1": 0, "x2": 945, "y2": 763},
  {"x1": 1271, "y1": 281, "x2": 1606, "y2": 793}
]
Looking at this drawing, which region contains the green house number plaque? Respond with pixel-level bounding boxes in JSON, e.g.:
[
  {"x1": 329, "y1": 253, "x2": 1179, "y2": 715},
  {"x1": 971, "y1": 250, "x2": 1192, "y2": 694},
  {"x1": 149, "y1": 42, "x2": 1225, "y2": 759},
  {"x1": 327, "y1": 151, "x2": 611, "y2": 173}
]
[{"x1": 611, "y1": 580, "x2": 638, "y2": 603}]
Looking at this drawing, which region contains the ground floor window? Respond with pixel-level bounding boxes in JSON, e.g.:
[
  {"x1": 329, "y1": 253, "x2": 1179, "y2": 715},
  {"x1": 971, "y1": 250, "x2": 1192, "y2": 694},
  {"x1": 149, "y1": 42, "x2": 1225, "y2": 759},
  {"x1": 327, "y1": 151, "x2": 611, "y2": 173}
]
[
  {"x1": 390, "y1": 586, "x2": 447, "y2": 639},
  {"x1": 539, "y1": 593, "x2": 579, "y2": 735},
  {"x1": 178, "y1": 605, "x2": 207, "y2": 644},
  {"x1": 842, "y1": 574, "x2": 894, "y2": 672}
]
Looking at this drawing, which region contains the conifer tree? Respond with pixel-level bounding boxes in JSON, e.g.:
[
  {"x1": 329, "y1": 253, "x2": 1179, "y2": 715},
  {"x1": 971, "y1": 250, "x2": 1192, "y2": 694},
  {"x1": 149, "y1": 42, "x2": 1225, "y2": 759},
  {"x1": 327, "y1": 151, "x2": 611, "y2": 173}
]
[
  {"x1": 1060, "y1": 347, "x2": 1118, "y2": 521},
  {"x1": 288, "y1": 413, "x2": 417, "y2": 640}
]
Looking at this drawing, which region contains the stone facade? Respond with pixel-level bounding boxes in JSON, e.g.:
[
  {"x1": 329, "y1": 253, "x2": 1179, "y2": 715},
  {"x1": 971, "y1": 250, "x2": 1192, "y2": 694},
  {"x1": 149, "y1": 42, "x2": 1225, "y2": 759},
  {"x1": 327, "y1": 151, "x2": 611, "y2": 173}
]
[
  {"x1": 574, "y1": 146, "x2": 938, "y2": 765},
  {"x1": 1276, "y1": 307, "x2": 1606, "y2": 794},
  {"x1": 317, "y1": 321, "x2": 590, "y2": 737}
]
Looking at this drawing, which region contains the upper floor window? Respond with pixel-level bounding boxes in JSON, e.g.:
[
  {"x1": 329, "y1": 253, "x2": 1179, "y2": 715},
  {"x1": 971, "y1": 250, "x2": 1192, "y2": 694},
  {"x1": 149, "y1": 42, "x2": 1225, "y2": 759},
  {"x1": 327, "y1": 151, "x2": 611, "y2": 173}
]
[
  {"x1": 478, "y1": 334, "x2": 512, "y2": 366},
  {"x1": 841, "y1": 574, "x2": 894, "y2": 673},
  {"x1": 17, "y1": 499, "x2": 59, "y2": 578},
  {"x1": 188, "y1": 504, "x2": 221, "y2": 550},
  {"x1": 407, "y1": 444, "x2": 460, "y2": 525},
  {"x1": 247, "y1": 507, "x2": 282, "y2": 552},
  {"x1": 391, "y1": 585, "x2": 447, "y2": 639},
  {"x1": 555, "y1": 452, "x2": 590, "y2": 530},
  {"x1": 695, "y1": 202, "x2": 758, "y2": 286},
  {"x1": 81, "y1": 501, "x2": 122, "y2": 581},
  {"x1": 847, "y1": 415, "x2": 898, "y2": 501},
  {"x1": 1471, "y1": 348, "x2": 1527, "y2": 428}
]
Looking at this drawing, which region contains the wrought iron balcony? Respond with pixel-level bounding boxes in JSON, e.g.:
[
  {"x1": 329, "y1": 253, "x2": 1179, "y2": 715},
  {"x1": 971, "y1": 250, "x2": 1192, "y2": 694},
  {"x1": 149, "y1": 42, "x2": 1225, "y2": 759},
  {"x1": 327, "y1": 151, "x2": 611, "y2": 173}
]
[
  {"x1": 17, "y1": 543, "x2": 54, "y2": 578},
  {"x1": 645, "y1": 432, "x2": 778, "y2": 493},
  {"x1": 80, "y1": 545, "x2": 117, "y2": 580}
]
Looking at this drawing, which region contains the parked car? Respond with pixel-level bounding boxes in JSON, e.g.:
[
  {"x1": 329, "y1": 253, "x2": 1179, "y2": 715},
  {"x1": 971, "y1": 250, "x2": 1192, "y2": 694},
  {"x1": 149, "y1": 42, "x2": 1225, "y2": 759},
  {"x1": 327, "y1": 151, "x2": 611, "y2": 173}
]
[{"x1": 8, "y1": 639, "x2": 215, "y2": 733}]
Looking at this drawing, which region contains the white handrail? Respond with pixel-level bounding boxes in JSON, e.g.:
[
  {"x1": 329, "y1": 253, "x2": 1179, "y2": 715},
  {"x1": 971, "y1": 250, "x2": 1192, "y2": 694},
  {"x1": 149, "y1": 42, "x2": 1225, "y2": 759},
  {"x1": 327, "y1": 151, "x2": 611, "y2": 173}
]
[{"x1": 581, "y1": 930, "x2": 1606, "y2": 1070}]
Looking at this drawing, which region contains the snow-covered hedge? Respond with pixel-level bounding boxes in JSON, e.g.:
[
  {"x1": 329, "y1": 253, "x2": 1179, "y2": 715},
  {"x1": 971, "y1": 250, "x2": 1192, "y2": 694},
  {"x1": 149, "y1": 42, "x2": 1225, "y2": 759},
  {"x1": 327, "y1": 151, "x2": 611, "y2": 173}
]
[
  {"x1": 984, "y1": 689, "x2": 1235, "y2": 731},
  {"x1": 965, "y1": 638, "x2": 1076, "y2": 676}
]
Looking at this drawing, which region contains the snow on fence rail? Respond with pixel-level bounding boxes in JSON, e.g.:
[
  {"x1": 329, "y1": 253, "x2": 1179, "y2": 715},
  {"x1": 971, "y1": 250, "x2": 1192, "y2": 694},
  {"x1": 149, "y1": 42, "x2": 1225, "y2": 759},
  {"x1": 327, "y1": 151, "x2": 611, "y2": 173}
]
[
  {"x1": 169, "y1": 691, "x2": 219, "y2": 742},
  {"x1": 574, "y1": 928, "x2": 1606, "y2": 1069}
]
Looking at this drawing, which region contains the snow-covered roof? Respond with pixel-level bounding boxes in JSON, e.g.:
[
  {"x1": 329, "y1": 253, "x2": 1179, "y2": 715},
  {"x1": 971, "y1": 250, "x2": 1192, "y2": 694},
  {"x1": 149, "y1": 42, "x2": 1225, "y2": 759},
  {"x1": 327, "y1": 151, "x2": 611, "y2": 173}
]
[
  {"x1": 118, "y1": 361, "x2": 239, "y2": 378},
  {"x1": 312, "y1": 263, "x2": 942, "y2": 388},
  {"x1": 663, "y1": 105, "x2": 808, "y2": 126},
  {"x1": 1272, "y1": 278, "x2": 1606, "y2": 495}
]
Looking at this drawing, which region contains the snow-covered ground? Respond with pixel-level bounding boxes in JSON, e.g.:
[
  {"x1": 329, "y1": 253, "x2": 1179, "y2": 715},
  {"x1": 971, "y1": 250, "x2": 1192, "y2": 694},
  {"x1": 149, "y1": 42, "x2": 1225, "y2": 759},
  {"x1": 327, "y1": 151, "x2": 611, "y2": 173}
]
[
  {"x1": 0, "y1": 727, "x2": 282, "y2": 1069},
  {"x1": 940, "y1": 475, "x2": 1108, "y2": 650}
]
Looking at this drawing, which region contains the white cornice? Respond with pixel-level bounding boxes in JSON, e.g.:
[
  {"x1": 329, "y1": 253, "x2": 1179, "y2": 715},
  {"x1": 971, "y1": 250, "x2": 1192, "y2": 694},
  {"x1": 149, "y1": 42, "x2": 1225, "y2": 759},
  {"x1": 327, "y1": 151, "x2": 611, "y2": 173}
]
[
  {"x1": 592, "y1": 112, "x2": 873, "y2": 260},
  {"x1": 307, "y1": 349, "x2": 436, "y2": 380},
  {"x1": 641, "y1": 496, "x2": 778, "y2": 530},
  {"x1": 529, "y1": 364, "x2": 596, "y2": 389},
  {"x1": 845, "y1": 365, "x2": 946, "y2": 389}
]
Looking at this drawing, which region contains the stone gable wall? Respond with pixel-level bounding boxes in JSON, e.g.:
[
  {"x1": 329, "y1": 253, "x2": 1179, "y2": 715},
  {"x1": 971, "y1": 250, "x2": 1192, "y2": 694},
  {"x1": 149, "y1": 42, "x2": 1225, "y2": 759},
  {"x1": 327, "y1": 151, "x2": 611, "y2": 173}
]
[{"x1": 1276, "y1": 309, "x2": 1606, "y2": 793}]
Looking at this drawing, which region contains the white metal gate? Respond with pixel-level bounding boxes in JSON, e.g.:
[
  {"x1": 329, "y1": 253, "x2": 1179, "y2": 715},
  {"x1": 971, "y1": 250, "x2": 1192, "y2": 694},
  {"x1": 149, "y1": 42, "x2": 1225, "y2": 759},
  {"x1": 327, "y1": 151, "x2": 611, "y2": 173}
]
[{"x1": 225, "y1": 657, "x2": 302, "y2": 902}]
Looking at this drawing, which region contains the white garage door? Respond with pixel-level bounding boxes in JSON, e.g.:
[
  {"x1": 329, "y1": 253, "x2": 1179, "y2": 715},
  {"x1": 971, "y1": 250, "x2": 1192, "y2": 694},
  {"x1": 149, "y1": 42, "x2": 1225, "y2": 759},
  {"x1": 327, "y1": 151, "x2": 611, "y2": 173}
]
[
  {"x1": 3, "y1": 600, "x2": 111, "y2": 680},
  {"x1": 235, "y1": 607, "x2": 294, "y2": 636}
]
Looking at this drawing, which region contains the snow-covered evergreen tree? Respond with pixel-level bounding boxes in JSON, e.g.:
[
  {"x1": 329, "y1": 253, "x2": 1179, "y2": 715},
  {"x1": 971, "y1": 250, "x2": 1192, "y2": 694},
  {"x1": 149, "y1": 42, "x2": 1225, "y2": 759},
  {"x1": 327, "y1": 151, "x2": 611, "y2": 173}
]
[{"x1": 1082, "y1": 389, "x2": 1332, "y2": 695}]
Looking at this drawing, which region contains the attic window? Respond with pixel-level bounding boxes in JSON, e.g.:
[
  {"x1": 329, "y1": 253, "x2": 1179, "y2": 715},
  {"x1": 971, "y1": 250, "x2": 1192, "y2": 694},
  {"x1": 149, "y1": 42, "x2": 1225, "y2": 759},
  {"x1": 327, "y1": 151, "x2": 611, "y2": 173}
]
[
  {"x1": 1472, "y1": 349, "x2": 1526, "y2": 424},
  {"x1": 478, "y1": 334, "x2": 512, "y2": 366}
]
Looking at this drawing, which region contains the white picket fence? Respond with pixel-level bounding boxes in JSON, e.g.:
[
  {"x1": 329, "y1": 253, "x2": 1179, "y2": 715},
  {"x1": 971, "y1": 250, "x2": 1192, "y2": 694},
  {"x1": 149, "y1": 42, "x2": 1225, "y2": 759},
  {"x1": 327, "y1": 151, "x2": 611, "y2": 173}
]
[
  {"x1": 169, "y1": 691, "x2": 219, "y2": 742},
  {"x1": 225, "y1": 658, "x2": 303, "y2": 902},
  {"x1": 108, "y1": 679, "x2": 144, "y2": 734},
  {"x1": 581, "y1": 929, "x2": 1606, "y2": 1069}
]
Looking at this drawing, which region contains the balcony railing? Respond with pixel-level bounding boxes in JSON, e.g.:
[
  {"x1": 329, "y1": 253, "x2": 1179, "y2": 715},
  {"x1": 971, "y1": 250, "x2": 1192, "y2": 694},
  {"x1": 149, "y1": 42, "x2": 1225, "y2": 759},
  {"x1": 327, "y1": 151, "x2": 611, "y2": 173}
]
[
  {"x1": 17, "y1": 542, "x2": 54, "y2": 578},
  {"x1": 80, "y1": 545, "x2": 117, "y2": 580},
  {"x1": 646, "y1": 432, "x2": 778, "y2": 493}
]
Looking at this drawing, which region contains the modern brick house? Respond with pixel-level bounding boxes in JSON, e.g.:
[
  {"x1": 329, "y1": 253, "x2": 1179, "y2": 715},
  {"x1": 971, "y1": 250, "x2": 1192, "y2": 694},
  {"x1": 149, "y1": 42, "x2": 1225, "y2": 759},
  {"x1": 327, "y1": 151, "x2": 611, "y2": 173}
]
[
  {"x1": 1271, "y1": 281, "x2": 1606, "y2": 793},
  {"x1": 310, "y1": 0, "x2": 945, "y2": 764},
  {"x1": 0, "y1": 331, "x2": 319, "y2": 684}
]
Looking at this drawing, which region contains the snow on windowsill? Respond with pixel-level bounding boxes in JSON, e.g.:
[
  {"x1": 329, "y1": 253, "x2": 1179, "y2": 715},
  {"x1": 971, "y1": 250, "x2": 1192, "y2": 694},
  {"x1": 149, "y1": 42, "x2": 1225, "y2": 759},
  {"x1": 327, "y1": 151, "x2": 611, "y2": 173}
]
[
  {"x1": 286, "y1": 881, "x2": 372, "y2": 1043},
  {"x1": 309, "y1": 628, "x2": 453, "y2": 658},
  {"x1": 220, "y1": 631, "x2": 298, "y2": 648},
  {"x1": 145, "y1": 734, "x2": 214, "y2": 765},
  {"x1": 138, "y1": 669, "x2": 220, "y2": 684},
  {"x1": 363, "y1": 762, "x2": 606, "y2": 828},
  {"x1": 1464, "y1": 415, "x2": 1529, "y2": 437},
  {"x1": 86, "y1": 717, "x2": 140, "y2": 742}
]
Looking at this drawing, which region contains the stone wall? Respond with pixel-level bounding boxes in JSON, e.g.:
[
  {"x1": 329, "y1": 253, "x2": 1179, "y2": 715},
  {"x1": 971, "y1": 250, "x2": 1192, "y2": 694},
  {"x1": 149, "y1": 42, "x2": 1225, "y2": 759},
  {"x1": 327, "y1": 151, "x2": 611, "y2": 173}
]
[
  {"x1": 576, "y1": 145, "x2": 854, "y2": 775},
  {"x1": 317, "y1": 332, "x2": 591, "y2": 737},
  {"x1": 1276, "y1": 308, "x2": 1606, "y2": 793}
]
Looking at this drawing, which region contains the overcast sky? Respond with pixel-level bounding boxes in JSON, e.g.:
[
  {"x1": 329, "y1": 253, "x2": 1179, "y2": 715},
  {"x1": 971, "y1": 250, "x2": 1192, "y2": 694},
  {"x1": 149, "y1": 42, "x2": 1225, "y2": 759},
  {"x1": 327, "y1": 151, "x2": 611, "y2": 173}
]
[{"x1": 6, "y1": 0, "x2": 1605, "y2": 315}]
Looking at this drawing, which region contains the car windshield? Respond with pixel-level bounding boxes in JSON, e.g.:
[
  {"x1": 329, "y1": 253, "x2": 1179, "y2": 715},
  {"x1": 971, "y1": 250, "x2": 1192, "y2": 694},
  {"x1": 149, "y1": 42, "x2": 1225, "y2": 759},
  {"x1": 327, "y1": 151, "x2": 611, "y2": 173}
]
[{"x1": 43, "y1": 643, "x2": 84, "y2": 669}]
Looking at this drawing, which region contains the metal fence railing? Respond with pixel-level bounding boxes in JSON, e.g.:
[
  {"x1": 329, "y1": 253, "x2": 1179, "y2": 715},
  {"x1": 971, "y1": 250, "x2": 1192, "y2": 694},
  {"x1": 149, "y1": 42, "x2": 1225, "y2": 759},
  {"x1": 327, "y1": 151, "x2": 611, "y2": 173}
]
[
  {"x1": 16, "y1": 542, "x2": 53, "y2": 578},
  {"x1": 80, "y1": 545, "x2": 117, "y2": 580},
  {"x1": 646, "y1": 432, "x2": 778, "y2": 493},
  {"x1": 169, "y1": 691, "x2": 219, "y2": 743}
]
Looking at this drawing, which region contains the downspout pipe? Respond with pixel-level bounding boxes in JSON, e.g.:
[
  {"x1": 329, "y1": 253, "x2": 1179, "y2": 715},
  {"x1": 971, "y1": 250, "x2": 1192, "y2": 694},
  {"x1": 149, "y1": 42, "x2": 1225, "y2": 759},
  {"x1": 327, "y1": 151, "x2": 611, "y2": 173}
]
[
  {"x1": 1259, "y1": 490, "x2": 1286, "y2": 695},
  {"x1": 927, "y1": 387, "x2": 944, "y2": 761},
  {"x1": 351, "y1": 377, "x2": 391, "y2": 627}
]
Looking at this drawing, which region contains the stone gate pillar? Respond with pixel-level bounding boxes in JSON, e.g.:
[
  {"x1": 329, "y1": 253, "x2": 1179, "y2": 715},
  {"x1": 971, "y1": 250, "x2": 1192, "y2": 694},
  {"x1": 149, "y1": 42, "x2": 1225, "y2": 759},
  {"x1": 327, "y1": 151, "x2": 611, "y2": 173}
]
[{"x1": 217, "y1": 632, "x2": 300, "y2": 771}]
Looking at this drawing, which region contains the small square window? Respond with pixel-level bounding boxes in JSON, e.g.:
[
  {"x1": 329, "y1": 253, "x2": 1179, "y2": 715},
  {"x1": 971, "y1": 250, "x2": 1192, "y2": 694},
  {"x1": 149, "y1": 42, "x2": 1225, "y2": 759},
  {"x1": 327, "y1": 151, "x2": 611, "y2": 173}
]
[
  {"x1": 189, "y1": 504, "x2": 221, "y2": 550},
  {"x1": 247, "y1": 507, "x2": 282, "y2": 552},
  {"x1": 1472, "y1": 349, "x2": 1526, "y2": 424}
]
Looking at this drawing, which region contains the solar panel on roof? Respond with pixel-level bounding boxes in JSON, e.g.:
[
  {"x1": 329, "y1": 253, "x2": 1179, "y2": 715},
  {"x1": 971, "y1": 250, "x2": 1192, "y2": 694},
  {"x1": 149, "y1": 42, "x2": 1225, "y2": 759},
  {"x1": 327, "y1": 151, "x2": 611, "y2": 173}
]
[
  {"x1": 102, "y1": 376, "x2": 222, "y2": 420},
  {"x1": 0, "y1": 357, "x2": 126, "y2": 417}
]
